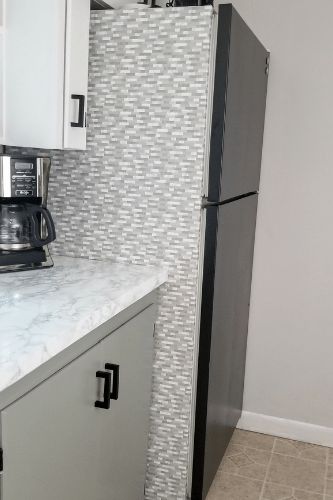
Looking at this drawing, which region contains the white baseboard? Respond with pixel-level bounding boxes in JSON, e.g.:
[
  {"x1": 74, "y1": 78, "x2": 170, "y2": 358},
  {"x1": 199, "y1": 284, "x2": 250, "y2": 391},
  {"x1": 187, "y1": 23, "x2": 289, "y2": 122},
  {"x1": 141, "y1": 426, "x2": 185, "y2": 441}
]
[{"x1": 237, "y1": 411, "x2": 333, "y2": 448}]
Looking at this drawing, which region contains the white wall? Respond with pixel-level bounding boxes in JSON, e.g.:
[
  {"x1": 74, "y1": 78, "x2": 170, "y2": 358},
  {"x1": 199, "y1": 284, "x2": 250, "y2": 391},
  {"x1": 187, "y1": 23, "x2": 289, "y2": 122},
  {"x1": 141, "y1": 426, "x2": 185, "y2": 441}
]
[{"x1": 220, "y1": 0, "x2": 333, "y2": 441}]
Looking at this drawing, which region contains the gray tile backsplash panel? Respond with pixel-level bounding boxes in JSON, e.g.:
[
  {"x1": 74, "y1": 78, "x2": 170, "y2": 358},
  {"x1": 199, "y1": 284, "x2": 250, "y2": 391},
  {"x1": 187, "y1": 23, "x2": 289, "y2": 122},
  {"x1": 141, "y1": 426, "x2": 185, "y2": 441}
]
[{"x1": 7, "y1": 7, "x2": 213, "y2": 498}]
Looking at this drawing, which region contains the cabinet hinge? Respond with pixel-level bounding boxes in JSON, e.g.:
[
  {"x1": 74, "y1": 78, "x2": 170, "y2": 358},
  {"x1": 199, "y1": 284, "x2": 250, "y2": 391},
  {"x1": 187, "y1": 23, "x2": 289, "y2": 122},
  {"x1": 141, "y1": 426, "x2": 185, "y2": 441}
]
[{"x1": 0, "y1": 448, "x2": 3, "y2": 472}]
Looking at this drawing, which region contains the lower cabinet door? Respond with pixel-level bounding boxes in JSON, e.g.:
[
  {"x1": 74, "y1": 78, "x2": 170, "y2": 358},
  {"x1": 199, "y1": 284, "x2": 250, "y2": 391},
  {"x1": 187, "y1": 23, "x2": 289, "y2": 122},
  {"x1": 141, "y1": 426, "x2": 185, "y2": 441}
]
[
  {"x1": 96, "y1": 305, "x2": 155, "y2": 500},
  {"x1": 0, "y1": 305, "x2": 155, "y2": 500},
  {"x1": 1, "y1": 343, "x2": 101, "y2": 500}
]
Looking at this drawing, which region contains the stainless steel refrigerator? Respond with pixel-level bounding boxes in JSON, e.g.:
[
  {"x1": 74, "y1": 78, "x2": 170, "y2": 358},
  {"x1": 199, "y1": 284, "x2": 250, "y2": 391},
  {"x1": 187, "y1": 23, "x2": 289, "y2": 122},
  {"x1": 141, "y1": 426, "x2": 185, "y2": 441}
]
[{"x1": 191, "y1": 5, "x2": 269, "y2": 499}]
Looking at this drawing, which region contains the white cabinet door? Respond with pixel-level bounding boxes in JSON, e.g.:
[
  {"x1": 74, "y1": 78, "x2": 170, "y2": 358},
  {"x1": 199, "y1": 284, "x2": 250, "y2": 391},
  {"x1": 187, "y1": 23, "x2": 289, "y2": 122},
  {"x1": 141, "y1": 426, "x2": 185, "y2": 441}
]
[
  {"x1": 0, "y1": 31, "x2": 4, "y2": 144},
  {"x1": 4, "y1": 0, "x2": 90, "y2": 150},
  {"x1": 0, "y1": 344, "x2": 101, "y2": 500},
  {"x1": 5, "y1": 0, "x2": 67, "y2": 149},
  {"x1": 96, "y1": 305, "x2": 155, "y2": 500},
  {"x1": 0, "y1": 0, "x2": 4, "y2": 144},
  {"x1": 63, "y1": 0, "x2": 90, "y2": 150}
]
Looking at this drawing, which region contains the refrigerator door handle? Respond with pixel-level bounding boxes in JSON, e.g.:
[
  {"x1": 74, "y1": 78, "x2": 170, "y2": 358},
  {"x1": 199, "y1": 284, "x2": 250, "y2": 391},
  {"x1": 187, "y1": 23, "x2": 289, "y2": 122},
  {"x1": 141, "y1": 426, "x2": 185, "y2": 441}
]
[
  {"x1": 202, "y1": 192, "x2": 259, "y2": 209},
  {"x1": 201, "y1": 197, "x2": 222, "y2": 208}
]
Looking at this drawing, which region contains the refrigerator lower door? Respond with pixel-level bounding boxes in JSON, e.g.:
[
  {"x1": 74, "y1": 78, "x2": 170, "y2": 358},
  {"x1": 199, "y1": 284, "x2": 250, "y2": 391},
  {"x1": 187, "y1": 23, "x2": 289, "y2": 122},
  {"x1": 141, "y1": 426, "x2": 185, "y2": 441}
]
[{"x1": 192, "y1": 194, "x2": 258, "y2": 499}]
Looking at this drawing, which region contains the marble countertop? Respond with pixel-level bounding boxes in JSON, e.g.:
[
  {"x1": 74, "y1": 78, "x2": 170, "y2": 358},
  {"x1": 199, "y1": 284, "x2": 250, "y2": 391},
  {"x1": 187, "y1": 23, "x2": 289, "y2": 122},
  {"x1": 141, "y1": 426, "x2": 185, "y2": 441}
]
[{"x1": 0, "y1": 256, "x2": 167, "y2": 396}]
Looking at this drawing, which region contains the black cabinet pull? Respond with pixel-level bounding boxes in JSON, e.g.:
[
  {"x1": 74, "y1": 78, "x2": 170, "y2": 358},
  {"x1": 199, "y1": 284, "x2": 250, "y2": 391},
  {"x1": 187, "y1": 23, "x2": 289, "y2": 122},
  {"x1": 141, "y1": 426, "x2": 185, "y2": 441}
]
[
  {"x1": 95, "y1": 364, "x2": 120, "y2": 409},
  {"x1": 71, "y1": 94, "x2": 85, "y2": 128},
  {"x1": 105, "y1": 363, "x2": 120, "y2": 401},
  {"x1": 95, "y1": 370, "x2": 112, "y2": 409}
]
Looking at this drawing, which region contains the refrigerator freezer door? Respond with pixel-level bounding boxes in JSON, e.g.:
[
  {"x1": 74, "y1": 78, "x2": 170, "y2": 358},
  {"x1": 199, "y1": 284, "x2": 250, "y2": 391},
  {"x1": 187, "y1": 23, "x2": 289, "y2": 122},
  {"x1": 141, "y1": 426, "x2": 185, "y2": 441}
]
[
  {"x1": 192, "y1": 194, "x2": 258, "y2": 499},
  {"x1": 208, "y1": 5, "x2": 269, "y2": 202}
]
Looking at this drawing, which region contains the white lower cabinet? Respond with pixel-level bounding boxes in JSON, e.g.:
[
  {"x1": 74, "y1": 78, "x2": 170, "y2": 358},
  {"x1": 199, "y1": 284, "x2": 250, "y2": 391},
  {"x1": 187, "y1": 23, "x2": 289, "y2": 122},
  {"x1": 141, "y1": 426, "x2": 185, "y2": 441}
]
[{"x1": 0, "y1": 306, "x2": 155, "y2": 500}]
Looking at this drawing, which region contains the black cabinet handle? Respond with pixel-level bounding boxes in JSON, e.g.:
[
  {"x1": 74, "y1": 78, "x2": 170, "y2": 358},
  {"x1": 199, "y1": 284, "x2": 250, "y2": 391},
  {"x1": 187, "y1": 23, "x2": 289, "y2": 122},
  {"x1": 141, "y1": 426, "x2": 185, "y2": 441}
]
[
  {"x1": 105, "y1": 363, "x2": 120, "y2": 401},
  {"x1": 71, "y1": 94, "x2": 85, "y2": 128},
  {"x1": 95, "y1": 364, "x2": 120, "y2": 409},
  {"x1": 95, "y1": 370, "x2": 112, "y2": 409}
]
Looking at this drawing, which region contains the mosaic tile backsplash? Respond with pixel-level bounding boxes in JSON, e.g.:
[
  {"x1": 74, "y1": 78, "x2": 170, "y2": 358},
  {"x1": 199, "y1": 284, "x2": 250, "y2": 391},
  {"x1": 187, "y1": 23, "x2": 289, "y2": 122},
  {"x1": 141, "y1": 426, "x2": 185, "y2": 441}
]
[{"x1": 8, "y1": 7, "x2": 214, "y2": 498}]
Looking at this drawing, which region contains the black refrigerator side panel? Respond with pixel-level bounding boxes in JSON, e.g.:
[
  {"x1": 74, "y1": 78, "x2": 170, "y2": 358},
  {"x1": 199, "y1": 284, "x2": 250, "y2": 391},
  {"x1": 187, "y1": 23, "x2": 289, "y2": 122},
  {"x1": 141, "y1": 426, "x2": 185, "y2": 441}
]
[
  {"x1": 192, "y1": 205, "x2": 219, "y2": 500},
  {"x1": 192, "y1": 195, "x2": 259, "y2": 500},
  {"x1": 208, "y1": 4, "x2": 269, "y2": 202}
]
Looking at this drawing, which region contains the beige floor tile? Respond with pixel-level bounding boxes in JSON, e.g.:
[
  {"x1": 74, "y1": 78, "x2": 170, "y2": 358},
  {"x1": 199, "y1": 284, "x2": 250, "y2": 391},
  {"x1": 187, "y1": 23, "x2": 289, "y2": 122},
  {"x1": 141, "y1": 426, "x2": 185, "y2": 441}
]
[
  {"x1": 219, "y1": 459, "x2": 266, "y2": 482},
  {"x1": 225, "y1": 443, "x2": 245, "y2": 457},
  {"x1": 274, "y1": 438, "x2": 327, "y2": 463},
  {"x1": 262, "y1": 482, "x2": 293, "y2": 499},
  {"x1": 262, "y1": 482, "x2": 323, "y2": 499},
  {"x1": 231, "y1": 429, "x2": 275, "y2": 451},
  {"x1": 326, "y1": 479, "x2": 333, "y2": 496},
  {"x1": 328, "y1": 449, "x2": 333, "y2": 465},
  {"x1": 209, "y1": 432, "x2": 330, "y2": 500},
  {"x1": 327, "y1": 465, "x2": 333, "y2": 480},
  {"x1": 293, "y1": 490, "x2": 323, "y2": 500},
  {"x1": 226, "y1": 445, "x2": 271, "y2": 465},
  {"x1": 267, "y1": 454, "x2": 326, "y2": 493},
  {"x1": 218, "y1": 445, "x2": 271, "y2": 481},
  {"x1": 206, "y1": 472, "x2": 263, "y2": 500}
]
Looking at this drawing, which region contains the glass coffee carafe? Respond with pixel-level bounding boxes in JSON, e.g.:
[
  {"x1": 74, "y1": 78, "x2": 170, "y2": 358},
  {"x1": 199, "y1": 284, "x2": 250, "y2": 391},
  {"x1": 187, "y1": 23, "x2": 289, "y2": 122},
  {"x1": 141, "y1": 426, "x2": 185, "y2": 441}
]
[
  {"x1": 0, "y1": 202, "x2": 56, "y2": 251},
  {"x1": 0, "y1": 155, "x2": 57, "y2": 272}
]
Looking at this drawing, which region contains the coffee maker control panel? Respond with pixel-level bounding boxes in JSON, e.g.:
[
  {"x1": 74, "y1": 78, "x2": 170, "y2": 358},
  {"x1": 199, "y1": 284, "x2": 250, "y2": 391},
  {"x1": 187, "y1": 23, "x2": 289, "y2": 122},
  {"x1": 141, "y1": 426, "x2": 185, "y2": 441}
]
[
  {"x1": 11, "y1": 159, "x2": 38, "y2": 197},
  {"x1": 0, "y1": 156, "x2": 51, "y2": 203}
]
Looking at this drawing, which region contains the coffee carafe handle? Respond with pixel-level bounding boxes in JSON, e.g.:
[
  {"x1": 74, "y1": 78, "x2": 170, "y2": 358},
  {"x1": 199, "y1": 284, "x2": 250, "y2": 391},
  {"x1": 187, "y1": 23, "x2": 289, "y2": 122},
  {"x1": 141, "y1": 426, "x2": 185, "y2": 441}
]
[{"x1": 28, "y1": 205, "x2": 56, "y2": 247}]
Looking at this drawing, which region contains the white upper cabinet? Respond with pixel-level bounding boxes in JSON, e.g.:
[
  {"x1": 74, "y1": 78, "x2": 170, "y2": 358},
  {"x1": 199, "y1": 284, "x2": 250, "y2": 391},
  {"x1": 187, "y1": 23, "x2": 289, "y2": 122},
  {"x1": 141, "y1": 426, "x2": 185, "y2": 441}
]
[
  {"x1": 0, "y1": 0, "x2": 4, "y2": 144},
  {"x1": 4, "y1": 0, "x2": 90, "y2": 150},
  {"x1": 63, "y1": 0, "x2": 91, "y2": 149}
]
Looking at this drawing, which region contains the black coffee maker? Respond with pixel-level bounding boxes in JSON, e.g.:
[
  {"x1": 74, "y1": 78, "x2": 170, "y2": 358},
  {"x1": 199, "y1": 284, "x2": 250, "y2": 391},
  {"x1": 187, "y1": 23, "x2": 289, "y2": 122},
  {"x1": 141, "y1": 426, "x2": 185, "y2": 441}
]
[{"x1": 0, "y1": 155, "x2": 56, "y2": 273}]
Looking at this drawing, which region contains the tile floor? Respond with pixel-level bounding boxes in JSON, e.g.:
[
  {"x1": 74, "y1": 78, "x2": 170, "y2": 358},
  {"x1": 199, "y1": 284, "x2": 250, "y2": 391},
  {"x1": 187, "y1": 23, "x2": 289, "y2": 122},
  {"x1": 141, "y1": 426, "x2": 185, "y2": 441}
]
[{"x1": 206, "y1": 430, "x2": 333, "y2": 500}]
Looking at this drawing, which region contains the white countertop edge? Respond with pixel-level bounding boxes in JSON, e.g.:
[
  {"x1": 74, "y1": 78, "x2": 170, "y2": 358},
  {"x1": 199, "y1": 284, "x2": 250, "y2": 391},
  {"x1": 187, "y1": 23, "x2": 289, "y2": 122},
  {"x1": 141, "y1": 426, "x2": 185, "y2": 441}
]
[{"x1": 0, "y1": 256, "x2": 168, "y2": 396}]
